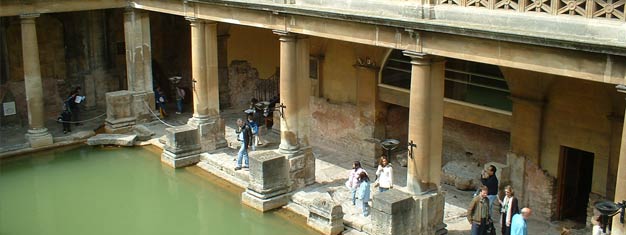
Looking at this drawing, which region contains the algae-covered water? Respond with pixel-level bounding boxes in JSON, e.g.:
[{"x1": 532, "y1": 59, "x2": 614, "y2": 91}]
[{"x1": 0, "y1": 146, "x2": 318, "y2": 235}]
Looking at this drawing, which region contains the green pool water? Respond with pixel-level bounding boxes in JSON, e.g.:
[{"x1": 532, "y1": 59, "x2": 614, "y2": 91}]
[{"x1": 0, "y1": 146, "x2": 318, "y2": 235}]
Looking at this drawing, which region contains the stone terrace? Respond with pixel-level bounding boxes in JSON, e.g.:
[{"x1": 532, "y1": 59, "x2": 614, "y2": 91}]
[{"x1": 0, "y1": 107, "x2": 589, "y2": 235}]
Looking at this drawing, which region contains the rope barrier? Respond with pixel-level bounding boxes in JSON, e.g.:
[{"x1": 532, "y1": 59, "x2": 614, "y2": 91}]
[
  {"x1": 56, "y1": 112, "x2": 106, "y2": 124},
  {"x1": 142, "y1": 100, "x2": 177, "y2": 128}
]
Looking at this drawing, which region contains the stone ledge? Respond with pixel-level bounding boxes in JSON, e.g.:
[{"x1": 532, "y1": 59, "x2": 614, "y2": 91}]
[{"x1": 87, "y1": 134, "x2": 137, "y2": 146}]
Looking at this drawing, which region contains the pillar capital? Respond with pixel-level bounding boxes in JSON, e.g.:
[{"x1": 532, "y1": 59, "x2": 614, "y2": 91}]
[
  {"x1": 273, "y1": 30, "x2": 297, "y2": 41},
  {"x1": 20, "y1": 13, "x2": 40, "y2": 20},
  {"x1": 402, "y1": 51, "x2": 444, "y2": 65}
]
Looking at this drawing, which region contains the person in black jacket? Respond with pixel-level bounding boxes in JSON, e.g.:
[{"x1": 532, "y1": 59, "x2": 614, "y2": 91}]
[
  {"x1": 480, "y1": 165, "x2": 499, "y2": 218},
  {"x1": 235, "y1": 118, "x2": 252, "y2": 171}
]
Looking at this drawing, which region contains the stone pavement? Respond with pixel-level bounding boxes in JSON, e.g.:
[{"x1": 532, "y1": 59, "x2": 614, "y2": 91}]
[{"x1": 0, "y1": 107, "x2": 590, "y2": 235}]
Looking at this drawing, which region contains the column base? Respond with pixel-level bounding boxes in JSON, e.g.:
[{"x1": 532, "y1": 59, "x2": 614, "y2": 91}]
[
  {"x1": 161, "y1": 150, "x2": 201, "y2": 168},
  {"x1": 26, "y1": 128, "x2": 53, "y2": 148},
  {"x1": 280, "y1": 147, "x2": 315, "y2": 191},
  {"x1": 241, "y1": 190, "x2": 290, "y2": 212},
  {"x1": 187, "y1": 116, "x2": 227, "y2": 152}
]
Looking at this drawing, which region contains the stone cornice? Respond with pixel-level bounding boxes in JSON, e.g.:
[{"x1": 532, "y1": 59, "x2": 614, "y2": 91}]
[{"x1": 187, "y1": 0, "x2": 626, "y2": 57}]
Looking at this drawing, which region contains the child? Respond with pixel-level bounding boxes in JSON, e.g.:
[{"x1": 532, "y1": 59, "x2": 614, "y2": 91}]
[{"x1": 356, "y1": 171, "x2": 371, "y2": 217}]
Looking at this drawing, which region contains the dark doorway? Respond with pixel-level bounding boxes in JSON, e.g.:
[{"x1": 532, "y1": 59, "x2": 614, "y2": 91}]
[{"x1": 557, "y1": 146, "x2": 594, "y2": 223}]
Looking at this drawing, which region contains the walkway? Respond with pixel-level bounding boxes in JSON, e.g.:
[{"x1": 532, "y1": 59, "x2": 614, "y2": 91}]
[{"x1": 0, "y1": 107, "x2": 590, "y2": 234}]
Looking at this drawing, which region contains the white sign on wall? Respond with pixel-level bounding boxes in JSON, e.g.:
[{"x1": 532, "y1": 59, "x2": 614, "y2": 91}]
[{"x1": 3, "y1": 102, "x2": 16, "y2": 116}]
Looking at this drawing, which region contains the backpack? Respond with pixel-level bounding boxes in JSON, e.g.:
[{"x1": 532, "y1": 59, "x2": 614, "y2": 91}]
[{"x1": 248, "y1": 120, "x2": 258, "y2": 135}]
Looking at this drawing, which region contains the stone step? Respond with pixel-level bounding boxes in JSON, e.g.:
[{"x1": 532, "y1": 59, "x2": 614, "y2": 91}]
[
  {"x1": 87, "y1": 134, "x2": 137, "y2": 146},
  {"x1": 198, "y1": 150, "x2": 250, "y2": 189}
]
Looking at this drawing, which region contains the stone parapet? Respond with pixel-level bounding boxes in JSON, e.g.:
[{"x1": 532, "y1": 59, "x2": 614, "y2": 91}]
[
  {"x1": 241, "y1": 151, "x2": 290, "y2": 212},
  {"x1": 306, "y1": 194, "x2": 344, "y2": 235},
  {"x1": 161, "y1": 125, "x2": 201, "y2": 168}
]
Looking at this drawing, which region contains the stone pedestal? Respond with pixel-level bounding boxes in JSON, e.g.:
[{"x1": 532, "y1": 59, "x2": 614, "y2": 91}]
[
  {"x1": 187, "y1": 117, "x2": 227, "y2": 152},
  {"x1": 105, "y1": 90, "x2": 154, "y2": 133},
  {"x1": 285, "y1": 147, "x2": 316, "y2": 191},
  {"x1": 241, "y1": 151, "x2": 290, "y2": 212},
  {"x1": 307, "y1": 196, "x2": 344, "y2": 235},
  {"x1": 161, "y1": 125, "x2": 202, "y2": 168},
  {"x1": 26, "y1": 128, "x2": 53, "y2": 148},
  {"x1": 372, "y1": 189, "x2": 446, "y2": 235},
  {"x1": 413, "y1": 191, "x2": 446, "y2": 235},
  {"x1": 105, "y1": 90, "x2": 136, "y2": 133},
  {"x1": 372, "y1": 189, "x2": 416, "y2": 235}
]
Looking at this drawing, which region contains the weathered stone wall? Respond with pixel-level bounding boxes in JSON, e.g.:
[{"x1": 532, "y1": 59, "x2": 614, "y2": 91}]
[
  {"x1": 310, "y1": 97, "x2": 364, "y2": 154},
  {"x1": 443, "y1": 117, "x2": 510, "y2": 165},
  {"x1": 524, "y1": 159, "x2": 557, "y2": 220},
  {"x1": 228, "y1": 60, "x2": 260, "y2": 109},
  {"x1": 385, "y1": 103, "x2": 510, "y2": 166}
]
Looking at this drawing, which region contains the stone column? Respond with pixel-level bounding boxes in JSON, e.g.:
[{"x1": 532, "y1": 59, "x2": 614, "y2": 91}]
[
  {"x1": 510, "y1": 96, "x2": 544, "y2": 165},
  {"x1": 275, "y1": 30, "x2": 299, "y2": 153},
  {"x1": 187, "y1": 18, "x2": 226, "y2": 151},
  {"x1": 403, "y1": 51, "x2": 444, "y2": 194},
  {"x1": 122, "y1": 8, "x2": 154, "y2": 122},
  {"x1": 401, "y1": 51, "x2": 446, "y2": 235},
  {"x1": 273, "y1": 30, "x2": 315, "y2": 190},
  {"x1": 124, "y1": 8, "x2": 152, "y2": 93},
  {"x1": 21, "y1": 14, "x2": 53, "y2": 148},
  {"x1": 613, "y1": 85, "x2": 626, "y2": 234}
]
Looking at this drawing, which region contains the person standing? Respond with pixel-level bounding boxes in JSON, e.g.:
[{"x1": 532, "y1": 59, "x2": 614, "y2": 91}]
[
  {"x1": 480, "y1": 164, "x2": 499, "y2": 217},
  {"x1": 66, "y1": 86, "x2": 82, "y2": 126},
  {"x1": 156, "y1": 88, "x2": 168, "y2": 118},
  {"x1": 60, "y1": 108, "x2": 72, "y2": 134},
  {"x1": 468, "y1": 185, "x2": 490, "y2": 235},
  {"x1": 234, "y1": 118, "x2": 252, "y2": 171},
  {"x1": 511, "y1": 207, "x2": 532, "y2": 235},
  {"x1": 375, "y1": 155, "x2": 393, "y2": 192},
  {"x1": 500, "y1": 185, "x2": 520, "y2": 235},
  {"x1": 175, "y1": 85, "x2": 185, "y2": 114},
  {"x1": 246, "y1": 113, "x2": 260, "y2": 151},
  {"x1": 356, "y1": 171, "x2": 371, "y2": 217},
  {"x1": 346, "y1": 161, "x2": 366, "y2": 206}
]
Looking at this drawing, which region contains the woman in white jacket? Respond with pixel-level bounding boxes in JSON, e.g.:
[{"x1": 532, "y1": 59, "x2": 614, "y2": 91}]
[{"x1": 375, "y1": 156, "x2": 393, "y2": 192}]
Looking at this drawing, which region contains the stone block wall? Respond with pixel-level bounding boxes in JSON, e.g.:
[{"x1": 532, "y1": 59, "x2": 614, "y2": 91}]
[
  {"x1": 310, "y1": 97, "x2": 381, "y2": 164},
  {"x1": 228, "y1": 60, "x2": 260, "y2": 109},
  {"x1": 524, "y1": 159, "x2": 558, "y2": 220},
  {"x1": 443, "y1": 117, "x2": 510, "y2": 165}
]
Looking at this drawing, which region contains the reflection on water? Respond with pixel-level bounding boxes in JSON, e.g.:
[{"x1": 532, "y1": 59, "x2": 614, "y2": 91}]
[{"x1": 0, "y1": 146, "x2": 318, "y2": 235}]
